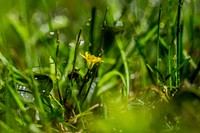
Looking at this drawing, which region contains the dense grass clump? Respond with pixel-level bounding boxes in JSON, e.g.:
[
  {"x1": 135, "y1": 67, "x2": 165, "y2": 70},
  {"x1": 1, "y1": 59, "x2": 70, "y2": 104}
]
[{"x1": 0, "y1": 0, "x2": 200, "y2": 132}]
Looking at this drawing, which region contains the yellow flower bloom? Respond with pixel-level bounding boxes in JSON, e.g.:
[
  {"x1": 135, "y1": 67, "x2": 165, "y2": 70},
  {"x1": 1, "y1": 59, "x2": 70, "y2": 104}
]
[{"x1": 80, "y1": 52, "x2": 104, "y2": 69}]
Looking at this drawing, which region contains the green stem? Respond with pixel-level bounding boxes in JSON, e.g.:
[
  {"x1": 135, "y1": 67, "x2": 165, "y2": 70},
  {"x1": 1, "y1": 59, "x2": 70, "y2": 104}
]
[
  {"x1": 89, "y1": 7, "x2": 96, "y2": 52},
  {"x1": 157, "y1": 6, "x2": 162, "y2": 85},
  {"x1": 78, "y1": 69, "x2": 90, "y2": 96},
  {"x1": 176, "y1": 0, "x2": 183, "y2": 87},
  {"x1": 116, "y1": 38, "x2": 129, "y2": 100},
  {"x1": 69, "y1": 82, "x2": 86, "y2": 129},
  {"x1": 55, "y1": 30, "x2": 62, "y2": 104},
  {"x1": 71, "y1": 28, "x2": 82, "y2": 78},
  {"x1": 168, "y1": 45, "x2": 172, "y2": 91}
]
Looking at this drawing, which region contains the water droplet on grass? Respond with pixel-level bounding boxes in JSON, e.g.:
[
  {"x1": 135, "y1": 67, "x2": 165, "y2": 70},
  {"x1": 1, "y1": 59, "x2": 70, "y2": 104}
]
[{"x1": 50, "y1": 31, "x2": 55, "y2": 35}]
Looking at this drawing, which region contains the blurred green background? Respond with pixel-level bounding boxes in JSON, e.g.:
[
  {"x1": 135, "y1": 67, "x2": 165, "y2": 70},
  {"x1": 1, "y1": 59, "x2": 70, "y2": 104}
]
[{"x1": 0, "y1": 0, "x2": 200, "y2": 132}]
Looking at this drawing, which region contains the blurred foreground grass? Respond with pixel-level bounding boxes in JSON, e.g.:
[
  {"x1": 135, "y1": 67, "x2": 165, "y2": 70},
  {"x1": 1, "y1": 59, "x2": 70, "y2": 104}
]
[{"x1": 0, "y1": 0, "x2": 200, "y2": 132}]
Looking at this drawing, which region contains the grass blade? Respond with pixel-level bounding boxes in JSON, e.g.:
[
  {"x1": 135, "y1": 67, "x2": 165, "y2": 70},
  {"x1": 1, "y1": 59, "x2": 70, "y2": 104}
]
[
  {"x1": 116, "y1": 37, "x2": 129, "y2": 99},
  {"x1": 165, "y1": 57, "x2": 191, "y2": 80},
  {"x1": 157, "y1": 6, "x2": 162, "y2": 85},
  {"x1": 176, "y1": 0, "x2": 183, "y2": 87}
]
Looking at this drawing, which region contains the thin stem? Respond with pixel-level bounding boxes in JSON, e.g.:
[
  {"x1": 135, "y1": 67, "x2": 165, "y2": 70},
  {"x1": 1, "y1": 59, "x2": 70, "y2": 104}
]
[
  {"x1": 69, "y1": 82, "x2": 86, "y2": 129},
  {"x1": 168, "y1": 45, "x2": 172, "y2": 91},
  {"x1": 55, "y1": 30, "x2": 62, "y2": 104},
  {"x1": 78, "y1": 69, "x2": 90, "y2": 96},
  {"x1": 157, "y1": 6, "x2": 162, "y2": 85},
  {"x1": 116, "y1": 38, "x2": 129, "y2": 100},
  {"x1": 99, "y1": 7, "x2": 108, "y2": 51},
  {"x1": 71, "y1": 28, "x2": 82, "y2": 79},
  {"x1": 83, "y1": 66, "x2": 98, "y2": 103},
  {"x1": 89, "y1": 7, "x2": 96, "y2": 52},
  {"x1": 165, "y1": 58, "x2": 190, "y2": 80},
  {"x1": 176, "y1": 0, "x2": 183, "y2": 87}
]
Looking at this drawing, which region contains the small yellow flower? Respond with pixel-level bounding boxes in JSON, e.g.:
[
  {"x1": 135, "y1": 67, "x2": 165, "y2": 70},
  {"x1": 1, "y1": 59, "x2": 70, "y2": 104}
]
[{"x1": 80, "y1": 52, "x2": 104, "y2": 69}]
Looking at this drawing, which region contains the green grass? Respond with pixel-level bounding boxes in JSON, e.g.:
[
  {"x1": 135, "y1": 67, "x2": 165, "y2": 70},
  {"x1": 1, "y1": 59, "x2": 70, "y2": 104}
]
[{"x1": 0, "y1": 0, "x2": 200, "y2": 132}]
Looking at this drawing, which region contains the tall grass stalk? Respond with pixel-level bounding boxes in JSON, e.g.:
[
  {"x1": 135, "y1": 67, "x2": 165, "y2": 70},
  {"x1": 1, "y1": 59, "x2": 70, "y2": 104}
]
[
  {"x1": 55, "y1": 30, "x2": 62, "y2": 103},
  {"x1": 69, "y1": 82, "x2": 86, "y2": 129},
  {"x1": 156, "y1": 6, "x2": 162, "y2": 85},
  {"x1": 168, "y1": 45, "x2": 173, "y2": 91},
  {"x1": 89, "y1": 7, "x2": 96, "y2": 52},
  {"x1": 176, "y1": 0, "x2": 183, "y2": 87},
  {"x1": 165, "y1": 58, "x2": 191, "y2": 81},
  {"x1": 189, "y1": 0, "x2": 194, "y2": 41},
  {"x1": 70, "y1": 28, "x2": 85, "y2": 128},
  {"x1": 116, "y1": 38, "x2": 129, "y2": 100},
  {"x1": 72, "y1": 28, "x2": 82, "y2": 76}
]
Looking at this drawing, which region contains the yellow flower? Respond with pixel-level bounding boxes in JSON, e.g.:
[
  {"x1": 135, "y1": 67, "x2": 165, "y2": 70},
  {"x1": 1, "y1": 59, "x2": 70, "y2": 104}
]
[{"x1": 80, "y1": 52, "x2": 104, "y2": 69}]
